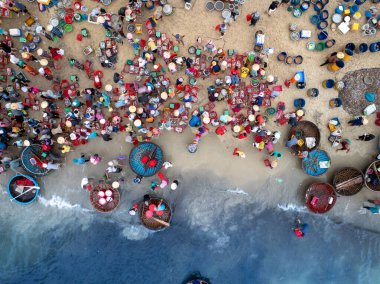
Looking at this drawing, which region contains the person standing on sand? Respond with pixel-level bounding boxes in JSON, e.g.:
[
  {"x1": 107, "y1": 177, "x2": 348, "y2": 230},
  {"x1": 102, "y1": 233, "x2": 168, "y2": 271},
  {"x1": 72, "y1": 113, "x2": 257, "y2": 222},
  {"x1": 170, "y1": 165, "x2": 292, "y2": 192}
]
[
  {"x1": 129, "y1": 203, "x2": 139, "y2": 215},
  {"x1": 249, "y1": 11, "x2": 260, "y2": 27},
  {"x1": 267, "y1": 1, "x2": 280, "y2": 16},
  {"x1": 90, "y1": 154, "x2": 102, "y2": 165},
  {"x1": 173, "y1": 34, "x2": 185, "y2": 46},
  {"x1": 270, "y1": 151, "x2": 283, "y2": 159}
]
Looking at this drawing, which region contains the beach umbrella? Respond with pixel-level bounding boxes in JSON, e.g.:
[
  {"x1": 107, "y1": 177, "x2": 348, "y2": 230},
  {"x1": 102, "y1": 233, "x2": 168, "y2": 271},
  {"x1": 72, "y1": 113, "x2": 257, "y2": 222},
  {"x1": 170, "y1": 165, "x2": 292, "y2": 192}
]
[{"x1": 129, "y1": 142, "x2": 164, "y2": 177}]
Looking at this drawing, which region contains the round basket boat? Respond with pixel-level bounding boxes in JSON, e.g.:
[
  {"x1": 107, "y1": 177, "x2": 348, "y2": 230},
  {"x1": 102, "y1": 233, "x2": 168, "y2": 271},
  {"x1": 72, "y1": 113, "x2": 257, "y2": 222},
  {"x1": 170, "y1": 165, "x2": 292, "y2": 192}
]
[
  {"x1": 21, "y1": 144, "x2": 50, "y2": 176},
  {"x1": 333, "y1": 167, "x2": 364, "y2": 196},
  {"x1": 302, "y1": 149, "x2": 330, "y2": 176},
  {"x1": 364, "y1": 160, "x2": 380, "y2": 191},
  {"x1": 129, "y1": 142, "x2": 164, "y2": 177},
  {"x1": 7, "y1": 174, "x2": 39, "y2": 205},
  {"x1": 288, "y1": 120, "x2": 320, "y2": 153},
  {"x1": 89, "y1": 183, "x2": 120, "y2": 213},
  {"x1": 140, "y1": 197, "x2": 171, "y2": 231},
  {"x1": 305, "y1": 182, "x2": 337, "y2": 214}
]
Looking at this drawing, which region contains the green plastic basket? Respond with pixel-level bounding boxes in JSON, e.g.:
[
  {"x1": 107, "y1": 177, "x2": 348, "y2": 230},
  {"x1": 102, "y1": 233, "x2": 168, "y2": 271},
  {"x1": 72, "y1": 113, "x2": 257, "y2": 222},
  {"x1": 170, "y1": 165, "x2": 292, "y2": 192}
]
[
  {"x1": 315, "y1": 42, "x2": 325, "y2": 51},
  {"x1": 266, "y1": 107, "x2": 277, "y2": 116},
  {"x1": 64, "y1": 24, "x2": 73, "y2": 33}
]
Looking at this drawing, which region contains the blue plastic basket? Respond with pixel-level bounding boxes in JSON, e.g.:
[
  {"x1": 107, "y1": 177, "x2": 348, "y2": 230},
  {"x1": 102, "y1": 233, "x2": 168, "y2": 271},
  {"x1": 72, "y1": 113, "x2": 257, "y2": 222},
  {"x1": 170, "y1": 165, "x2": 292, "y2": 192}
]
[
  {"x1": 302, "y1": 150, "x2": 330, "y2": 176},
  {"x1": 129, "y1": 142, "x2": 164, "y2": 177}
]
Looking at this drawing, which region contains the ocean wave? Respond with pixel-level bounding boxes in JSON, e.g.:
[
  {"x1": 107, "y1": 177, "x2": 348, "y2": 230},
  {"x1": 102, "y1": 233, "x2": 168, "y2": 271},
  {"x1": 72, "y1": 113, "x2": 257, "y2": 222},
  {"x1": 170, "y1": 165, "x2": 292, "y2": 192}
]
[
  {"x1": 39, "y1": 195, "x2": 90, "y2": 212},
  {"x1": 277, "y1": 203, "x2": 307, "y2": 213}
]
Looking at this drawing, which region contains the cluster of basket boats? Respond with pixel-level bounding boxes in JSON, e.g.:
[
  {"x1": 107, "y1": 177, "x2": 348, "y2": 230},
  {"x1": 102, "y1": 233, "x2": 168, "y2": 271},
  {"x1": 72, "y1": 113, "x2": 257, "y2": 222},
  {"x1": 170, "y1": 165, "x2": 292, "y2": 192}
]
[
  {"x1": 6, "y1": 122, "x2": 380, "y2": 229},
  {"x1": 7, "y1": 142, "x2": 171, "y2": 231},
  {"x1": 289, "y1": 120, "x2": 380, "y2": 214}
]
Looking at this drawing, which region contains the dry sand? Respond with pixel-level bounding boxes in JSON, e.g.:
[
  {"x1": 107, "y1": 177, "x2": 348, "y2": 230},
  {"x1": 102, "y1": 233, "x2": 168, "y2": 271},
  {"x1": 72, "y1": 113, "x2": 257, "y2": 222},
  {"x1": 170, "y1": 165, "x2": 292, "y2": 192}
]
[{"x1": 1, "y1": 0, "x2": 380, "y2": 232}]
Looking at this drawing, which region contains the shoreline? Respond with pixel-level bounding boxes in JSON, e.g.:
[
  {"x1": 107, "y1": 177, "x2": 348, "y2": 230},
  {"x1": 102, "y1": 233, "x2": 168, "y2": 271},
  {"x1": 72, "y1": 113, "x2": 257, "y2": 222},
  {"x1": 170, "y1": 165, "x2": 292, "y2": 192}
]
[{"x1": 0, "y1": 0, "x2": 379, "y2": 251}]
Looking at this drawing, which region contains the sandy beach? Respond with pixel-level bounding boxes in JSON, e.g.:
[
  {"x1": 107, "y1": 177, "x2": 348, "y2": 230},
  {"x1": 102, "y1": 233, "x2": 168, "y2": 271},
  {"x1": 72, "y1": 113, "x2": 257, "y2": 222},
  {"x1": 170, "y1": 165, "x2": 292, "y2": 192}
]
[{"x1": 1, "y1": 0, "x2": 380, "y2": 282}]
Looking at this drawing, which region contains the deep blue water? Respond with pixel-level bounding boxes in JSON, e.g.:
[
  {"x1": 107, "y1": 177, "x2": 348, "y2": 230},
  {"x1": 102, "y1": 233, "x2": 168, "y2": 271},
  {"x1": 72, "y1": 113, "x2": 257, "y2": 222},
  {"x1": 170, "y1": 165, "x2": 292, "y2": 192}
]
[{"x1": 2, "y1": 185, "x2": 380, "y2": 284}]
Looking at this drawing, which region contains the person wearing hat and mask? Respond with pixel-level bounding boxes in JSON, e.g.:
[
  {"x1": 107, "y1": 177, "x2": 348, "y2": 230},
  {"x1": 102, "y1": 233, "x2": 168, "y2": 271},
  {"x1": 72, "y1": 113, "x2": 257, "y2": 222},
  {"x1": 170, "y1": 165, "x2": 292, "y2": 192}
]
[
  {"x1": 170, "y1": 180, "x2": 179, "y2": 190},
  {"x1": 101, "y1": 130, "x2": 113, "y2": 141}
]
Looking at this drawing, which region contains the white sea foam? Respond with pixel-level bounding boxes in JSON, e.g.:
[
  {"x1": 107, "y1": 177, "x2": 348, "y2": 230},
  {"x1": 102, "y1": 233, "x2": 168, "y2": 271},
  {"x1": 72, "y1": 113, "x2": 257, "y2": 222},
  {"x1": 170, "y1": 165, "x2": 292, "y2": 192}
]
[
  {"x1": 121, "y1": 225, "x2": 151, "y2": 240},
  {"x1": 225, "y1": 188, "x2": 249, "y2": 195},
  {"x1": 277, "y1": 203, "x2": 307, "y2": 213},
  {"x1": 39, "y1": 195, "x2": 89, "y2": 211}
]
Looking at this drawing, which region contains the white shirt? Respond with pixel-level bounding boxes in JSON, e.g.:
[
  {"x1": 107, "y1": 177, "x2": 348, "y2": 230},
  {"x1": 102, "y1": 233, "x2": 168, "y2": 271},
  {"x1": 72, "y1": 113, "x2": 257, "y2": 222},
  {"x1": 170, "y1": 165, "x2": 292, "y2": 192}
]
[{"x1": 9, "y1": 54, "x2": 19, "y2": 65}]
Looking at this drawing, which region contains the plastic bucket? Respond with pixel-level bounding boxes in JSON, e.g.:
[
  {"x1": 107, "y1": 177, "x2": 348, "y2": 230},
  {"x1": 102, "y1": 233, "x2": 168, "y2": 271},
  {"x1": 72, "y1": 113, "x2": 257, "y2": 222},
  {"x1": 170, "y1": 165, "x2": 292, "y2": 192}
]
[
  {"x1": 335, "y1": 5, "x2": 344, "y2": 14},
  {"x1": 294, "y1": 56, "x2": 303, "y2": 65},
  {"x1": 318, "y1": 31, "x2": 328, "y2": 40},
  {"x1": 74, "y1": 13, "x2": 82, "y2": 22},
  {"x1": 301, "y1": 2, "x2": 310, "y2": 11},
  {"x1": 64, "y1": 24, "x2": 73, "y2": 33},
  {"x1": 328, "y1": 63, "x2": 339, "y2": 72},
  {"x1": 325, "y1": 39, "x2": 336, "y2": 48},
  {"x1": 358, "y1": 43, "x2": 368, "y2": 53},
  {"x1": 310, "y1": 14, "x2": 320, "y2": 25},
  {"x1": 319, "y1": 10, "x2": 329, "y2": 20},
  {"x1": 350, "y1": 5, "x2": 359, "y2": 14},
  {"x1": 322, "y1": 79, "x2": 335, "y2": 88},
  {"x1": 314, "y1": 1, "x2": 324, "y2": 12},
  {"x1": 277, "y1": 52, "x2": 287, "y2": 61},
  {"x1": 332, "y1": 13, "x2": 343, "y2": 23},
  {"x1": 369, "y1": 43, "x2": 379, "y2": 52},
  {"x1": 145, "y1": 1, "x2": 155, "y2": 10},
  {"x1": 206, "y1": 1, "x2": 214, "y2": 11},
  {"x1": 315, "y1": 42, "x2": 325, "y2": 51},
  {"x1": 317, "y1": 20, "x2": 328, "y2": 29},
  {"x1": 307, "y1": 88, "x2": 319, "y2": 97},
  {"x1": 343, "y1": 49, "x2": 353, "y2": 61},
  {"x1": 285, "y1": 56, "x2": 293, "y2": 65},
  {"x1": 354, "y1": 0, "x2": 366, "y2": 4},
  {"x1": 345, "y1": 42, "x2": 355, "y2": 51}
]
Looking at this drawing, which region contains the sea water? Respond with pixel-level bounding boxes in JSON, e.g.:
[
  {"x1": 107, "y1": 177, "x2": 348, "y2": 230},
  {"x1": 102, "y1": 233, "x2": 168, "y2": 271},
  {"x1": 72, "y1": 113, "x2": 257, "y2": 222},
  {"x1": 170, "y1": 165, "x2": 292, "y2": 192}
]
[{"x1": 1, "y1": 176, "x2": 380, "y2": 284}]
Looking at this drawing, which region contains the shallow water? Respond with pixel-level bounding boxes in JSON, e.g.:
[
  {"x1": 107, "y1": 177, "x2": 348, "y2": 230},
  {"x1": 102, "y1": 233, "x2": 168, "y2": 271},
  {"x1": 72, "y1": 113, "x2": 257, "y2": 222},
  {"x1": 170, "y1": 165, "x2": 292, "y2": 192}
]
[{"x1": 1, "y1": 177, "x2": 380, "y2": 284}]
